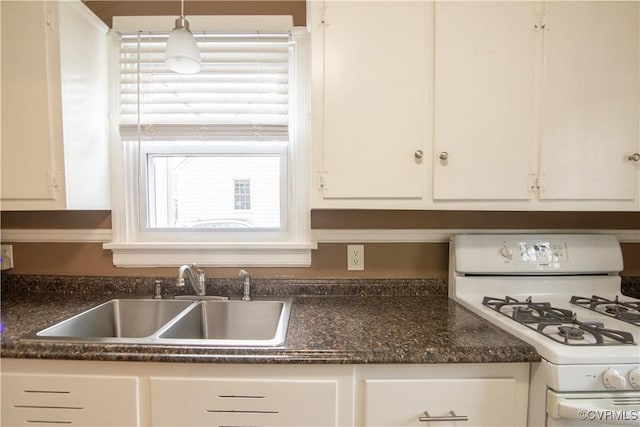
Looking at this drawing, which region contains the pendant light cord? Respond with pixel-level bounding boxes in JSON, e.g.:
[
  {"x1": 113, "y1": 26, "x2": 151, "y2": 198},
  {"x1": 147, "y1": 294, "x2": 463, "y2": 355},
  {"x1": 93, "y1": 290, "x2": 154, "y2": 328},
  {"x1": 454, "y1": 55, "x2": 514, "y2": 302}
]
[{"x1": 181, "y1": 0, "x2": 184, "y2": 18}]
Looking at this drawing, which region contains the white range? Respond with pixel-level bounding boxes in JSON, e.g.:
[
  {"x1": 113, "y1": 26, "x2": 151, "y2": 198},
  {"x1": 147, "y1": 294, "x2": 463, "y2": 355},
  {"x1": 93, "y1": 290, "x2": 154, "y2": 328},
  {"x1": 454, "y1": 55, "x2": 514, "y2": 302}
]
[{"x1": 449, "y1": 234, "x2": 640, "y2": 427}]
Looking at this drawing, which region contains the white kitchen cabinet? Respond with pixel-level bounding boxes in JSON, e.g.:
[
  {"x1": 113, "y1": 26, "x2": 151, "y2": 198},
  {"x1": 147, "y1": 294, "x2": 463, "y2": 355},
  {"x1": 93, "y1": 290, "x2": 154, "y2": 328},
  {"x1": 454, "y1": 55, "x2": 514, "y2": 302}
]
[
  {"x1": 1, "y1": 373, "x2": 140, "y2": 426},
  {"x1": 365, "y1": 379, "x2": 518, "y2": 426},
  {"x1": 311, "y1": 0, "x2": 639, "y2": 210},
  {"x1": 1, "y1": 359, "x2": 354, "y2": 427},
  {"x1": 432, "y1": 1, "x2": 538, "y2": 201},
  {"x1": 1, "y1": 359, "x2": 531, "y2": 427},
  {"x1": 433, "y1": 1, "x2": 640, "y2": 208},
  {"x1": 150, "y1": 377, "x2": 337, "y2": 426},
  {"x1": 0, "y1": 0, "x2": 110, "y2": 210},
  {"x1": 311, "y1": 1, "x2": 433, "y2": 207},
  {"x1": 356, "y1": 364, "x2": 530, "y2": 427},
  {"x1": 538, "y1": 1, "x2": 640, "y2": 201}
]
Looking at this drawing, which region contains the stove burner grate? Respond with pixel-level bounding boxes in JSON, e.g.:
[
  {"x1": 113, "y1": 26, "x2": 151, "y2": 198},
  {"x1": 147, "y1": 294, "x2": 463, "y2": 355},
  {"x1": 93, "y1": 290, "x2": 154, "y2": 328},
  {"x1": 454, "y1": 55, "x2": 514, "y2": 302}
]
[
  {"x1": 570, "y1": 295, "x2": 640, "y2": 326},
  {"x1": 482, "y1": 296, "x2": 636, "y2": 346}
]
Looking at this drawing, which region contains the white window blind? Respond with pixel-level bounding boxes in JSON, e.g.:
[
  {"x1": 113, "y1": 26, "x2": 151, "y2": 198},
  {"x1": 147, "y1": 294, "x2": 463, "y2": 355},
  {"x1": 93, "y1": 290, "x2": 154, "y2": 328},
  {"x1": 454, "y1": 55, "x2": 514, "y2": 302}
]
[{"x1": 119, "y1": 32, "x2": 291, "y2": 142}]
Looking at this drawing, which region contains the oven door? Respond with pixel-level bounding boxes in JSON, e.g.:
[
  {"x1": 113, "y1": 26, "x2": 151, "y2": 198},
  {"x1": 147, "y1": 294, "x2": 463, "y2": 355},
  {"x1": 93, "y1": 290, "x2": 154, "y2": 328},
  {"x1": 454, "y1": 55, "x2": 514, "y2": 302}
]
[{"x1": 547, "y1": 390, "x2": 640, "y2": 426}]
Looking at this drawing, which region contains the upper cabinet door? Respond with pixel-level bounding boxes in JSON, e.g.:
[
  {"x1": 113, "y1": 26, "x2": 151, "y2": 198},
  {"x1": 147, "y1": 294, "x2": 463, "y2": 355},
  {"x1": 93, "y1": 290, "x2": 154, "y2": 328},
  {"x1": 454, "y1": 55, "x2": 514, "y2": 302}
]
[
  {"x1": 1, "y1": 1, "x2": 64, "y2": 205},
  {"x1": 0, "y1": 0, "x2": 110, "y2": 210},
  {"x1": 320, "y1": 1, "x2": 430, "y2": 200},
  {"x1": 433, "y1": 2, "x2": 538, "y2": 201},
  {"x1": 539, "y1": 1, "x2": 640, "y2": 201}
]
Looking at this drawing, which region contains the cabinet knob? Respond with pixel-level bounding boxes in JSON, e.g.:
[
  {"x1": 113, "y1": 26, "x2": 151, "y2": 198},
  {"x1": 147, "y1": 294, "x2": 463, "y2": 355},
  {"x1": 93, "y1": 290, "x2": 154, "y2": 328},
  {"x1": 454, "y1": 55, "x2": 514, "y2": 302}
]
[
  {"x1": 629, "y1": 153, "x2": 640, "y2": 162},
  {"x1": 414, "y1": 150, "x2": 424, "y2": 159},
  {"x1": 439, "y1": 152, "x2": 449, "y2": 161}
]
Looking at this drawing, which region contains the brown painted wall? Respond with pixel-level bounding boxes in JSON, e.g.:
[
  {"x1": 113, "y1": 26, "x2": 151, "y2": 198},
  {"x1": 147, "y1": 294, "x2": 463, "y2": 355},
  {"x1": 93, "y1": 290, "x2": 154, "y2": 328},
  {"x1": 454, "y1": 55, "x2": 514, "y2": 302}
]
[
  {"x1": 1, "y1": 211, "x2": 111, "y2": 229},
  {"x1": 5, "y1": 210, "x2": 639, "y2": 230},
  {"x1": 311, "y1": 210, "x2": 640, "y2": 230},
  {"x1": 0, "y1": 242, "x2": 450, "y2": 278},
  {"x1": 82, "y1": 1, "x2": 306, "y2": 27},
  {"x1": 2, "y1": 210, "x2": 639, "y2": 277},
  {"x1": 2, "y1": 241, "x2": 638, "y2": 278}
]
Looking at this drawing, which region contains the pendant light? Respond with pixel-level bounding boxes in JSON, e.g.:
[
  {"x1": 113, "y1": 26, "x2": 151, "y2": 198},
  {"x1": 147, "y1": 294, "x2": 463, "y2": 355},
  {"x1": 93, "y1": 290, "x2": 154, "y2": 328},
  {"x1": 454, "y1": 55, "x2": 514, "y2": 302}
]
[{"x1": 164, "y1": 0, "x2": 201, "y2": 74}]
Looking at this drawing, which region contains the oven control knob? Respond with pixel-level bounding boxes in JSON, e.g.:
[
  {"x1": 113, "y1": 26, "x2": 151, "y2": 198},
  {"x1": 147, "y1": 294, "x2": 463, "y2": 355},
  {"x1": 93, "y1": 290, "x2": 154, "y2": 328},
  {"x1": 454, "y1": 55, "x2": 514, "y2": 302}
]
[
  {"x1": 628, "y1": 368, "x2": 640, "y2": 388},
  {"x1": 500, "y1": 245, "x2": 513, "y2": 260},
  {"x1": 603, "y1": 369, "x2": 626, "y2": 389}
]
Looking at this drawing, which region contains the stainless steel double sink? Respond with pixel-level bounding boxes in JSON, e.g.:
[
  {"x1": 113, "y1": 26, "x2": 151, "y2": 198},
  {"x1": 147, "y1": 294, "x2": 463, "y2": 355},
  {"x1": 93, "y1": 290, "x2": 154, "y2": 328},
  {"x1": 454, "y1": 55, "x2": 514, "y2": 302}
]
[{"x1": 21, "y1": 298, "x2": 292, "y2": 347}]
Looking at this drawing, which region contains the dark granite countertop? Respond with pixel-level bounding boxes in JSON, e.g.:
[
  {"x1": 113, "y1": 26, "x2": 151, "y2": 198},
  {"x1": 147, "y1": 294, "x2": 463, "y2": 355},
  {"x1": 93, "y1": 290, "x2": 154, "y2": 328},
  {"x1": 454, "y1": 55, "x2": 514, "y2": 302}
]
[{"x1": 0, "y1": 276, "x2": 540, "y2": 364}]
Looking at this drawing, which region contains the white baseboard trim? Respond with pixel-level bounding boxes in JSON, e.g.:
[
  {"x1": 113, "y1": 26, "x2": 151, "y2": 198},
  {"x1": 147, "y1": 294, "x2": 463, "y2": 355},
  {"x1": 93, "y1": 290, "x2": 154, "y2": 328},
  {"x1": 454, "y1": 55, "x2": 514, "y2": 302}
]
[
  {"x1": 2, "y1": 228, "x2": 639, "y2": 243},
  {"x1": 312, "y1": 229, "x2": 640, "y2": 243}
]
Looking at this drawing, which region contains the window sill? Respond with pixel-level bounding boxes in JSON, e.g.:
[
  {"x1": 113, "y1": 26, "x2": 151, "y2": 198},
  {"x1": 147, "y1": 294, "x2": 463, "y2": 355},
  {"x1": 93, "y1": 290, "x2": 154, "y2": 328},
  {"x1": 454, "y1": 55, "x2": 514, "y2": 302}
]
[{"x1": 103, "y1": 242, "x2": 317, "y2": 267}]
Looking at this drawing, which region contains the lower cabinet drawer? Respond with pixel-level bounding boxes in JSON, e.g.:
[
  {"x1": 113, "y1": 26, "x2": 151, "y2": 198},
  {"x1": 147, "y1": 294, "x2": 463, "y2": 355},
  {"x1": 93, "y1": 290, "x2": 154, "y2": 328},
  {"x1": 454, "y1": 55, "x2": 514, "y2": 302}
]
[
  {"x1": 364, "y1": 378, "x2": 519, "y2": 427},
  {"x1": 150, "y1": 377, "x2": 337, "y2": 426},
  {"x1": 1, "y1": 373, "x2": 140, "y2": 426}
]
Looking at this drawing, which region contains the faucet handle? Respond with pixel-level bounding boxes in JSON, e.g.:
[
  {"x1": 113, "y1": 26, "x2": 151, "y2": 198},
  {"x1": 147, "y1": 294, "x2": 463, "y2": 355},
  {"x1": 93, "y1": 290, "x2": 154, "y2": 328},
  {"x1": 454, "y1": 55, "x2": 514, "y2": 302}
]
[
  {"x1": 191, "y1": 264, "x2": 206, "y2": 295},
  {"x1": 152, "y1": 280, "x2": 163, "y2": 299},
  {"x1": 239, "y1": 269, "x2": 251, "y2": 301}
]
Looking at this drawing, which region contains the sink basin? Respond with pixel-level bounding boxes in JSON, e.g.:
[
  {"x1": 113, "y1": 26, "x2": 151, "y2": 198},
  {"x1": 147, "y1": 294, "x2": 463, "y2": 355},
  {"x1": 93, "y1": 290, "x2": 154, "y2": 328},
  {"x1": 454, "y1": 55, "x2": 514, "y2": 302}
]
[
  {"x1": 25, "y1": 299, "x2": 194, "y2": 340},
  {"x1": 158, "y1": 300, "x2": 291, "y2": 346},
  {"x1": 20, "y1": 298, "x2": 291, "y2": 347}
]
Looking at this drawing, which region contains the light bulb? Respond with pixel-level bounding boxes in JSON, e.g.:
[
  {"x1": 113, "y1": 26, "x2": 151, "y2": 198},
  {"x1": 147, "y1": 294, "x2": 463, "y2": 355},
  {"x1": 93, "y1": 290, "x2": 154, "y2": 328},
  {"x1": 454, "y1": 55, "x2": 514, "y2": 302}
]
[{"x1": 165, "y1": 17, "x2": 201, "y2": 74}]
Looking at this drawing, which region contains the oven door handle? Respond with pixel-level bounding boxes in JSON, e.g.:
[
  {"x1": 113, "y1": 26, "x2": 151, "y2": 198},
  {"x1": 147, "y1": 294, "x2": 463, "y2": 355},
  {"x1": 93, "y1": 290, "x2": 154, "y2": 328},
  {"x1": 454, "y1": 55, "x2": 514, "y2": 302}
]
[{"x1": 547, "y1": 390, "x2": 640, "y2": 426}]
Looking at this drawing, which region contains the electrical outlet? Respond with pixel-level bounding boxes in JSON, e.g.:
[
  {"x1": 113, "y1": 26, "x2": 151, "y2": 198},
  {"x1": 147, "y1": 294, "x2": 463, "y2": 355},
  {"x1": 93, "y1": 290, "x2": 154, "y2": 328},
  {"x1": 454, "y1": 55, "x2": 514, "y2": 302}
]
[
  {"x1": 347, "y1": 244, "x2": 364, "y2": 271},
  {"x1": 1, "y1": 245, "x2": 14, "y2": 270}
]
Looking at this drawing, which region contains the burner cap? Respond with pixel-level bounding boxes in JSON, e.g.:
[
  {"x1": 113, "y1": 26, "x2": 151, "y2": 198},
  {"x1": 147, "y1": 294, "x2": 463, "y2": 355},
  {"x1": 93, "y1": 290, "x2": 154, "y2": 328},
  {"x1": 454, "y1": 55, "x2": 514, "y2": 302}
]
[
  {"x1": 605, "y1": 305, "x2": 629, "y2": 315},
  {"x1": 557, "y1": 326, "x2": 585, "y2": 340},
  {"x1": 513, "y1": 306, "x2": 533, "y2": 314}
]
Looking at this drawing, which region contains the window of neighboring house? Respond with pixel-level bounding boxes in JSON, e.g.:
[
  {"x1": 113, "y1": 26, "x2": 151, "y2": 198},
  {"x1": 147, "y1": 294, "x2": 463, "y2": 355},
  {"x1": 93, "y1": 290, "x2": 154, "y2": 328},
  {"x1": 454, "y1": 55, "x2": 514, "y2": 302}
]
[
  {"x1": 104, "y1": 16, "x2": 314, "y2": 267},
  {"x1": 234, "y1": 179, "x2": 251, "y2": 211}
]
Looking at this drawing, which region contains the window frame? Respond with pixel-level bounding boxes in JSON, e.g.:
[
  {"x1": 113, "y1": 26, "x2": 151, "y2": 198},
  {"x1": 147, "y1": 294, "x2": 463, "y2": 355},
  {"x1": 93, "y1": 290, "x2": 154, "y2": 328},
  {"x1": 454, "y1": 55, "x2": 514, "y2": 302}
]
[{"x1": 103, "y1": 17, "x2": 315, "y2": 267}]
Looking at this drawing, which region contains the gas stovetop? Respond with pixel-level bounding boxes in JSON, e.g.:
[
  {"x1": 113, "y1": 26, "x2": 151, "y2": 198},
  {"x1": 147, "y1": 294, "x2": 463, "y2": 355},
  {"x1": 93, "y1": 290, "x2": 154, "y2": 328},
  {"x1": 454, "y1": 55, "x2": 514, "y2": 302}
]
[
  {"x1": 482, "y1": 295, "x2": 637, "y2": 346},
  {"x1": 570, "y1": 295, "x2": 640, "y2": 326}
]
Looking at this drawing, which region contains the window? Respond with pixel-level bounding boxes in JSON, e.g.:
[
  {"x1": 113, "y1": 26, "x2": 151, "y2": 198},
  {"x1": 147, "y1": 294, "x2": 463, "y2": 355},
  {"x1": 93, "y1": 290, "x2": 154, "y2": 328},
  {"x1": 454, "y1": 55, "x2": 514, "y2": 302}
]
[
  {"x1": 234, "y1": 179, "x2": 251, "y2": 211},
  {"x1": 120, "y1": 29, "x2": 290, "y2": 231},
  {"x1": 142, "y1": 145, "x2": 286, "y2": 230},
  {"x1": 104, "y1": 16, "x2": 314, "y2": 267}
]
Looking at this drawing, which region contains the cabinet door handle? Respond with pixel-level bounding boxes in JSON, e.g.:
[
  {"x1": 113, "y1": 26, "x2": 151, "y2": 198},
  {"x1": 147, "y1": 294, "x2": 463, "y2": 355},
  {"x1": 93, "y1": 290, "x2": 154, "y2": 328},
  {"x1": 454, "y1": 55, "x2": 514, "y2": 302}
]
[
  {"x1": 629, "y1": 153, "x2": 640, "y2": 162},
  {"x1": 419, "y1": 410, "x2": 469, "y2": 422},
  {"x1": 414, "y1": 150, "x2": 424, "y2": 159},
  {"x1": 439, "y1": 152, "x2": 449, "y2": 161}
]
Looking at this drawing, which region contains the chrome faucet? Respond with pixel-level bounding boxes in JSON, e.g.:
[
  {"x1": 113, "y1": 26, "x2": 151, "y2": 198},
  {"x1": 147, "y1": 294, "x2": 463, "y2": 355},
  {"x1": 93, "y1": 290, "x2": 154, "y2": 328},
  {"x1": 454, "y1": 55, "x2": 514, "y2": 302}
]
[
  {"x1": 176, "y1": 263, "x2": 206, "y2": 296},
  {"x1": 239, "y1": 269, "x2": 251, "y2": 301}
]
